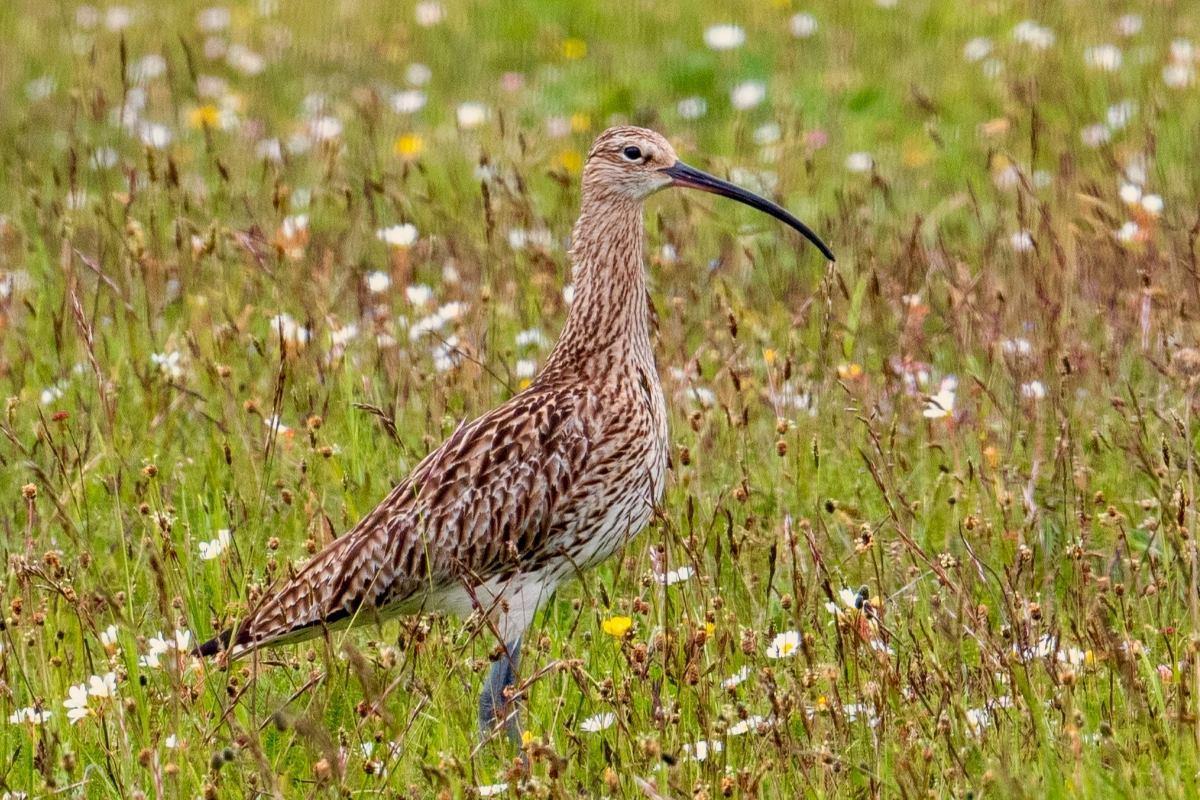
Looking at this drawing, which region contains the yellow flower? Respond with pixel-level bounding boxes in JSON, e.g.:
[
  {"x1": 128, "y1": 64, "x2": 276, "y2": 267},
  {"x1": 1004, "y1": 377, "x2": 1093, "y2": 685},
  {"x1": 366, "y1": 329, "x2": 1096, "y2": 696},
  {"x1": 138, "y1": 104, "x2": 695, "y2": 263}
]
[
  {"x1": 837, "y1": 362, "x2": 863, "y2": 380},
  {"x1": 393, "y1": 133, "x2": 424, "y2": 160},
  {"x1": 705, "y1": 622, "x2": 715, "y2": 637},
  {"x1": 561, "y1": 37, "x2": 587, "y2": 60},
  {"x1": 521, "y1": 730, "x2": 535, "y2": 746},
  {"x1": 601, "y1": 616, "x2": 632, "y2": 638},
  {"x1": 763, "y1": 348, "x2": 777, "y2": 366},
  {"x1": 518, "y1": 378, "x2": 532, "y2": 390},
  {"x1": 188, "y1": 104, "x2": 220, "y2": 130},
  {"x1": 570, "y1": 112, "x2": 591, "y2": 133},
  {"x1": 815, "y1": 695, "x2": 828, "y2": 711},
  {"x1": 554, "y1": 149, "x2": 583, "y2": 175}
]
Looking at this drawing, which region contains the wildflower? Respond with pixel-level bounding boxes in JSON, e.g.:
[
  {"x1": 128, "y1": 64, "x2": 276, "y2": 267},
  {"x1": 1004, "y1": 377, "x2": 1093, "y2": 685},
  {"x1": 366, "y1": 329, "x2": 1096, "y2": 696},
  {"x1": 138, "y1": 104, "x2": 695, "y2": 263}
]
[
  {"x1": 1106, "y1": 100, "x2": 1137, "y2": 131},
  {"x1": 562, "y1": 284, "x2": 575, "y2": 305},
  {"x1": 677, "y1": 96, "x2": 707, "y2": 119},
  {"x1": 391, "y1": 90, "x2": 427, "y2": 114},
  {"x1": 1012, "y1": 20, "x2": 1055, "y2": 50},
  {"x1": 1163, "y1": 63, "x2": 1194, "y2": 89},
  {"x1": 845, "y1": 152, "x2": 873, "y2": 173},
  {"x1": 196, "y1": 7, "x2": 231, "y2": 32},
  {"x1": 825, "y1": 587, "x2": 860, "y2": 615},
  {"x1": 1115, "y1": 14, "x2": 1142, "y2": 36},
  {"x1": 393, "y1": 133, "x2": 424, "y2": 159},
  {"x1": 99, "y1": 624, "x2": 120, "y2": 650},
  {"x1": 704, "y1": 24, "x2": 745, "y2": 51},
  {"x1": 414, "y1": 1, "x2": 444, "y2": 26},
  {"x1": 187, "y1": 104, "x2": 221, "y2": 129},
  {"x1": 88, "y1": 672, "x2": 117, "y2": 698},
  {"x1": 8, "y1": 707, "x2": 52, "y2": 725},
  {"x1": 1080, "y1": 124, "x2": 1111, "y2": 147},
  {"x1": 790, "y1": 13, "x2": 818, "y2": 38},
  {"x1": 405, "y1": 284, "x2": 434, "y2": 306},
  {"x1": 515, "y1": 359, "x2": 538, "y2": 379},
  {"x1": 377, "y1": 224, "x2": 418, "y2": 248},
  {"x1": 151, "y1": 351, "x2": 185, "y2": 380},
  {"x1": 365, "y1": 271, "x2": 391, "y2": 294},
  {"x1": 477, "y1": 784, "x2": 508, "y2": 798},
  {"x1": 456, "y1": 102, "x2": 489, "y2": 130},
  {"x1": 922, "y1": 377, "x2": 957, "y2": 419},
  {"x1": 516, "y1": 328, "x2": 549, "y2": 349},
  {"x1": 685, "y1": 386, "x2": 716, "y2": 408},
  {"x1": 722, "y1": 665, "x2": 752, "y2": 688},
  {"x1": 580, "y1": 712, "x2": 616, "y2": 732},
  {"x1": 227, "y1": 44, "x2": 266, "y2": 75},
  {"x1": 1020, "y1": 381, "x2": 1046, "y2": 400},
  {"x1": 63, "y1": 685, "x2": 90, "y2": 723},
  {"x1": 601, "y1": 616, "x2": 632, "y2": 638},
  {"x1": 1142, "y1": 194, "x2": 1164, "y2": 216},
  {"x1": 1000, "y1": 338, "x2": 1033, "y2": 358},
  {"x1": 561, "y1": 37, "x2": 587, "y2": 59},
  {"x1": 1084, "y1": 44, "x2": 1122, "y2": 72},
  {"x1": 308, "y1": 116, "x2": 343, "y2": 142},
  {"x1": 165, "y1": 734, "x2": 180, "y2": 749},
  {"x1": 730, "y1": 81, "x2": 766, "y2": 111},
  {"x1": 130, "y1": 54, "x2": 167, "y2": 83},
  {"x1": 1115, "y1": 221, "x2": 1140, "y2": 244},
  {"x1": 727, "y1": 714, "x2": 768, "y2": 736},
  {"x1": 654, "y1": 565, "x2": 694, "y2": 586},
  {"x1": 765, "y1": 630, "x2": 801, "y2": 659},
  {"x1": 198, "y1": 528, "x2": 232, "y2": 560},
  {"x1": 138, "y1": 122, "x2": 173, "y2": 150},
  {"x1": 962, "y1": 37, "x2": 992, "y2": 62},
  {"x1": 269, "y1": 312, "x2": 310, "y2": 346},
  {"x1": 553, "y1": 149, "x2": 583, "y2": 175},
  {"x1": 683, "y1": 739, "x2": 722, "y2": 762}
]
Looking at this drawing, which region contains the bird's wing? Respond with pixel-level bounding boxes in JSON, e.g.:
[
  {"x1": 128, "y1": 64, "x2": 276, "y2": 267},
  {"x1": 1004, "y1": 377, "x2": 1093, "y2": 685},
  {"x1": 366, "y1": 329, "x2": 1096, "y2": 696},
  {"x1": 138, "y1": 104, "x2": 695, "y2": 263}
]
[{"x1": 199, "y1": 385, "x2": 600, "y2": 656}]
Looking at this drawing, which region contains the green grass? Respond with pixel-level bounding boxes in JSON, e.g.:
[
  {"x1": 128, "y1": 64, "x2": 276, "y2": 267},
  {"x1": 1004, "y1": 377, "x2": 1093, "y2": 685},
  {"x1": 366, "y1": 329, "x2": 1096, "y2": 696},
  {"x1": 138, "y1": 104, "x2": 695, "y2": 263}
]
[{"x1": 3, "y1": 0, "x2": 1200, "y2": 797}]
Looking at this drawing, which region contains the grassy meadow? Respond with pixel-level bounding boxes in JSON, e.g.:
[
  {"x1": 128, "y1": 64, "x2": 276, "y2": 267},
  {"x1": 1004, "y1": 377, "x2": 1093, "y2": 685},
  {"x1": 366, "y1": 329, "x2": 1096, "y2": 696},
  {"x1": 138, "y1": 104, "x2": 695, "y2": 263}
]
[{"x1": 4, "y1": 0, "x2": 1200, "y2": 796}]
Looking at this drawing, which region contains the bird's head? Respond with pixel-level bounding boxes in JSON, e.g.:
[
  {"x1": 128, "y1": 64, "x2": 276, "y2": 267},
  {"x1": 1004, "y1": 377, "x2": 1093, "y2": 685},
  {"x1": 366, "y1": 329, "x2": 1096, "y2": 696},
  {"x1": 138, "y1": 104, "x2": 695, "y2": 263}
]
[{"x1": 583, "y1": 125, "x2": 835, "y2": 261}]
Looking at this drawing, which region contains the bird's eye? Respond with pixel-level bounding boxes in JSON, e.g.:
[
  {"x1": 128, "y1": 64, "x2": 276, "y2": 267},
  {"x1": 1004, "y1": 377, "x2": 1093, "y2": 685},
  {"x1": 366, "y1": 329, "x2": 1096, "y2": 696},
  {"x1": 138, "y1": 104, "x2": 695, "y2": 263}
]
[{"x1": 622, "y1": 146, "x2": 643, "y2": 161}]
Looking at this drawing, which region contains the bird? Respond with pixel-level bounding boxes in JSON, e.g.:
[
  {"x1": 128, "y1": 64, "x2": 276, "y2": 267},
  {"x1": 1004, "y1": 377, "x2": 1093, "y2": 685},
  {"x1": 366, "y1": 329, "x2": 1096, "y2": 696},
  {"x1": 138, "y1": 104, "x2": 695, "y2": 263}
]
[{"x1": 196, "y1": 126, "x2": 833, "y2": 741}]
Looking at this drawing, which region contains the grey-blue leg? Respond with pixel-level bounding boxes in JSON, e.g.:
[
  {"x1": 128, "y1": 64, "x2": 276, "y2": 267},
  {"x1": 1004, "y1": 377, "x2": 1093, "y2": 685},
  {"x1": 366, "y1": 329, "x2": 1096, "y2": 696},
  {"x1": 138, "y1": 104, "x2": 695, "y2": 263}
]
[{"x1": 478, "y1": 636, "x2": 523, "y2": 744}]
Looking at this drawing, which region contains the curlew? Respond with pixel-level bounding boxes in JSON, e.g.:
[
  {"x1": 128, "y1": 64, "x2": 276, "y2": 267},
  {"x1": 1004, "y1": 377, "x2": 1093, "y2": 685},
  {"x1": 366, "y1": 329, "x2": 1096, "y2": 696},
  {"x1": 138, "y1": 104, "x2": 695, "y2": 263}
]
[{"x1": 197, "y1": 126, "x2": 834, "y2": 740}]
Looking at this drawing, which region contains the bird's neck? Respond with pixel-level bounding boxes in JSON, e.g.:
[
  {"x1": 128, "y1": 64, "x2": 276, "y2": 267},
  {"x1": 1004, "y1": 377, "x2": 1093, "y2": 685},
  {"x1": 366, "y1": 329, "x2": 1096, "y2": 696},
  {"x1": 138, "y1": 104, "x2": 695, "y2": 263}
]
[{"x1": 544, "y1": 195, "x2": 652, "y2": 376}]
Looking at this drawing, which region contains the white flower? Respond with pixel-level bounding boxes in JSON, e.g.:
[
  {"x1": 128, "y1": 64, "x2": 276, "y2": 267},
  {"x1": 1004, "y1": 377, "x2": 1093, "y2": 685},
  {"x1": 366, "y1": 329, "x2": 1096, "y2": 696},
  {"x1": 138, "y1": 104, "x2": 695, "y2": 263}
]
[
  {"x1": 1106, "y1": 100, "x2": 1137, "y2": 131},
  {"x1": 1083, "y1": 44, "x2": 1122, "y2": 72},
  {"x1": 730, "y1": 81, "x2": 766, "y2": 111},
  {"x1": 105, "y1": 6, "x2": 134, "y2": 31},
  {"x1": 825, "y1": 586, "x2": 860, "y2": 615},
  {"x1": 151, "y1": 351, "x2": 185, "y2": 380},
  {"x1": 727, "y1": 714, "x2": 768, "y2": 736},
  {"x1": 99, "y1": 624, "x2": 120, "y2": 649},
  {"x1": 40, "y1": 385, "x2": 65, "y2": 405},
  {"x1": 962, "y1": 37, "x2": 992, "y2": 62},
  {"x1": 1000, "y1": 338, "x2": 1033, "y2": 357},
  {"x1": 226, "y1": 44, "x2": 266, "y2": 76},
  {"x1": 1171, "y1": 39, "x2": 1195, "y2": 63},
  {"x1": 1012, "y1": 20, "x2": 1055, "y2": 50},
  {"x1": 516, "y1": 328, "x2": 549, "y2": 349},
  {"x1": 456, "y1": 102, "x2": 489, "y2": 130},
  {"x1": 391, "y1": 89, "x2": 427, "y2": 114},
  {"x1": 790, "y1": 13, "x2": 818, "y2": 38},
  {"x1": 406, "y1": 63, "x2": 432, "y2": 85},
  {"x1": 765, "y1": 630, "x2": 801, "y2": 659},
  {"x1": 173, "y1": 629, "x2": 192, "y2": 651},
  {"x1": 1021, "y1": 380, "x2": 1046, "y2": 400},
  {"x1": 704, "y1": 24, "x2": 745, "y2": 51},
  {"x1": 377, "y1": 224, "x2": 418, "y2": 248},
  {"x1": 1115, "y1": 14, "x2": 1142, "y2": 37},
  {"x1": 1163, "y1": 63, "x2": 1194, "y2": 88},
  {"x1": 405, "y1": 284, "x2": 434, "y2": 306},
  {"x1": 923, "y1": 377, "x2": 957, "y2": 419},
  {"x1": 722, "y1": 665, "x2": 752, "y2": 688},
  {"x1": 198, "y1": 528, "x2": 231, "y2": 560},
  {"x1": 562, "y1": 284, "x2": 575, "y2": 305},
  {"x1": 165, "y1": 734, "x2": 180, "y2": 749},
  {"x1": 255, "y1": 138, "x2": 283, "y2": 162},
  {"x1": 64, "y1": 684, "x2": 90, "y2": 723},
  {"x1": 1116, "y1": 221, "x2": 1140, "y2": 243},
  {"x1": 845, "y1": 152, "x2": 874, "y2": 173},
  {"x1": 1141, "y1": 194, "x2": 1163, "y2": 216},
  {"x1": 686, "y1": 386, "x2": 716, "y2": 408},
  {"x1": 197, "y1": 7, "x2": 231, "y2": 32},
  {"x1": 1009, "y1": 230, "x2": 1034, "y2": 252},
  {"x1": 1013, "y1": 634, "x2": 1057, "y2": 663},
  {"x1": 677, "y1": 96, "x2": 707, "y2": 119},
  {"x1": 965, "y1": 706, "x2": 990, "y2": 734},
  {"x1": 580, "y1": 711, "x2": 616, "y2": 732},
  {"x1": 477, "y1": 784, "x2": 508, "y2": 798},
  {"x1": 87, "y1": 672, "x2": 117, "y2": 698},
  {"x1": 269, "y1": 312, "x2": 310, "y2": 346},
  {"x1": 1080, "y1": 124, "x2": 1110, "y2": 147},
  {"x1": 1119, "y1": 183, "x2": 1142, "y2": 205},
  {"x1": 683, "y1": 739, "x2": 722, "y2": 762},
  {"x1": 130, "y1": 54, "x2": 167, "y2": 83},
  {"x1": 25, "y1": 76, "x2": 56, "y2": 101},
  {"x1": 308, "y1": 116, "x2": 342, "y2": 142},
  {"x1": 138, "y1": 122, "x2": 173, "y2": 149},
  {"x1": 414, "y1": 1, "x2": 444, "y2": 26},
  {"x1": 753, "y1": 122, "x2": 782, "y2": 146},
  {"x1": 9, "y1": 707, "x2": 52, "y2": 725},
  {"x1": 436, "y1": 301, "x2": 469, "y2": 324},
  {"x1": 655, "y1": 565, "x2": 695, "y2": 586},
  {"x1": 365, "y1": 271, "x2": 391, "y2": 294},
  {"x1": 515, "y1": 359, "x2": 538, "y2": 379}
]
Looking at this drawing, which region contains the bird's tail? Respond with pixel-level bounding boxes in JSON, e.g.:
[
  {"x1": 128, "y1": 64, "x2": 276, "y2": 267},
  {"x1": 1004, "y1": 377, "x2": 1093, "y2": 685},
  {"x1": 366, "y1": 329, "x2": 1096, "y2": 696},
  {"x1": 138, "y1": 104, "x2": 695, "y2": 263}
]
[{"x1": 194, "y1": 528, "x2": 391, "y2": 660}]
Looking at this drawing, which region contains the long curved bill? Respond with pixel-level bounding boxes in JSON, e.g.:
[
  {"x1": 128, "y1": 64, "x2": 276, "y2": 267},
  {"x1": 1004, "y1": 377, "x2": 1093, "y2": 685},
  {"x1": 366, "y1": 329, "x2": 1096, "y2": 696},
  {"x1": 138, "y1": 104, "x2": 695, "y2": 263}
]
[{"x1": 663, "y1": 161, "x2": 835, "y2": 262}]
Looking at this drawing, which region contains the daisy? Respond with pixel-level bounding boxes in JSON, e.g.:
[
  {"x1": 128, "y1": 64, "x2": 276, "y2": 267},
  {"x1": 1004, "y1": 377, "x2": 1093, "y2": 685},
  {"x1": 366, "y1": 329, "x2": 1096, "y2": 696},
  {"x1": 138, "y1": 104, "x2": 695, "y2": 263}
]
[
  {"x1": 580, "y1": 712, "x2": 616, "y2": 733},
  {"x1": 722, "y1": 665, "x2": 752, "y2": 688},
  {"x1": 765, "y1": 630, "x2": 801, "y2": 659}
]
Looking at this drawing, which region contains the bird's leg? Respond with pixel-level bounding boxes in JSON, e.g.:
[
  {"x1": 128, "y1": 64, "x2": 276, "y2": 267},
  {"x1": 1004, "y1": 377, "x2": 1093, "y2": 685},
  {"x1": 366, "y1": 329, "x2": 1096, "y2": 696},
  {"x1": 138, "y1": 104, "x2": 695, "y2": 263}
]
[{"x1": 478, "y1": 636, "x2": 523, "y2": 745}]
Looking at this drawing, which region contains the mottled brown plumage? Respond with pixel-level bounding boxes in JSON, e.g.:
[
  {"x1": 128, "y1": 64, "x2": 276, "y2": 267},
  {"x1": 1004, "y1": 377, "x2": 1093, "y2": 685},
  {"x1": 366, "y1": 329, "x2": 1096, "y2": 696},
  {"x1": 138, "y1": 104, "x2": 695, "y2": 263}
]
[{"x1": 197, "y1": 126, "x2": 832, "y2": 737}]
